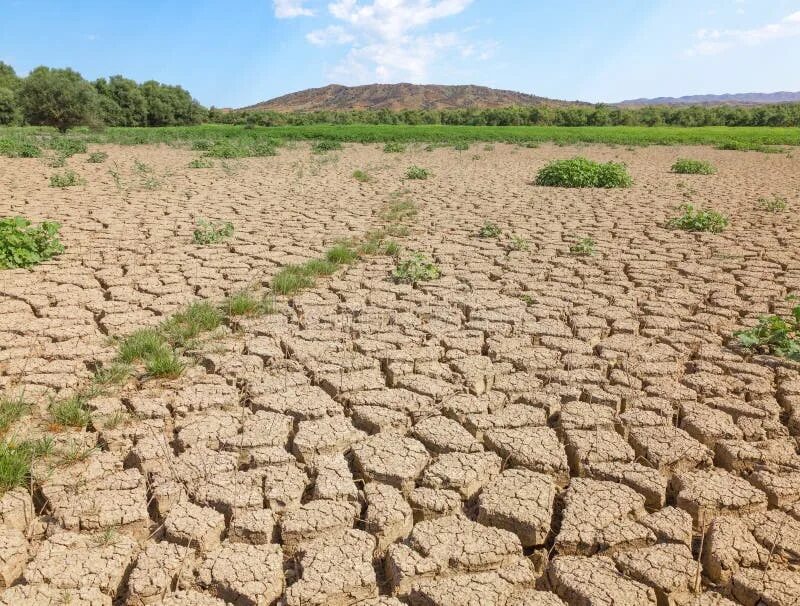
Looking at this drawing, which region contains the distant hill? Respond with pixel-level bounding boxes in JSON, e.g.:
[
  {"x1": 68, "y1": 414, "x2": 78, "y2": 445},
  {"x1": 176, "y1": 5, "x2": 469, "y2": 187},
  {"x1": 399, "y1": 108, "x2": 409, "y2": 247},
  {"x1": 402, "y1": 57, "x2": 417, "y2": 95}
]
[
  {"x1": 619, "y1": 91, "x2": 800, "y2": 106},
  {"x1": 242, "y1": 83, "x2": 582, "y2": 112}
]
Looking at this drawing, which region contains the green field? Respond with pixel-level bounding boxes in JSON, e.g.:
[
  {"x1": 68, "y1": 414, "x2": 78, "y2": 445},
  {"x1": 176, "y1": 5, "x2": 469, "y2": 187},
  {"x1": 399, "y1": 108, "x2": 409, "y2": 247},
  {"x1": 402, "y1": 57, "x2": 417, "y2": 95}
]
[{"x1": 2, "y1": 124, "x2": 800, "y2": 154}]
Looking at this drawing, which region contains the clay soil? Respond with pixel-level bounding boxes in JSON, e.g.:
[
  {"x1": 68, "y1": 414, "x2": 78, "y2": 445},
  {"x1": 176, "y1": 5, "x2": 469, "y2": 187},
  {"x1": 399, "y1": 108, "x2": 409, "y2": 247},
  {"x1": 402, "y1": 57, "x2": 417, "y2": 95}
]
[{"x1": 1, "y1": 142, "x2": 800, "y2": 605}]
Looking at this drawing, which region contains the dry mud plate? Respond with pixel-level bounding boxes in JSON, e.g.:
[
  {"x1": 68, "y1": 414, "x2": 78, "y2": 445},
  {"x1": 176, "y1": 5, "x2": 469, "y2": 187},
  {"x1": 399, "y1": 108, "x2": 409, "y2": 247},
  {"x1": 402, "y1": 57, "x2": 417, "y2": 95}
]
[{"x1": 2, "y1": 141, "x2": 800, "y2": 605}]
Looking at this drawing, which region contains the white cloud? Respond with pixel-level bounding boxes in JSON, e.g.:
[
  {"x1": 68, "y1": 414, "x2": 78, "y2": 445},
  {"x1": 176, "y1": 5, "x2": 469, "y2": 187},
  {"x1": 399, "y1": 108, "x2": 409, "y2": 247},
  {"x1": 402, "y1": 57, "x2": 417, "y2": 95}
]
[
  {"x1": 304, "y1": 0, "x2": 488, "y2": 83},
  {"x1": 273, "y1": 0, "x2": 314, "y2": 18},
  {"x1": 687, "y1": 10, "x2": 800, "y2": 55},
  {"x1": 306, "y1": 25, "x2": 355, "y2": 46}
]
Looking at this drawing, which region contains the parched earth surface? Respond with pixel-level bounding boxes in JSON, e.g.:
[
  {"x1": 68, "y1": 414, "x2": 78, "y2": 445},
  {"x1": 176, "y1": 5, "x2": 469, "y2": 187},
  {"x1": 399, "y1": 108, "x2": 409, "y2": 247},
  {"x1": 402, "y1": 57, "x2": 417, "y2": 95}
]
[{"x1": 1, "y1": 142, "x2": 800, "y2": 605}]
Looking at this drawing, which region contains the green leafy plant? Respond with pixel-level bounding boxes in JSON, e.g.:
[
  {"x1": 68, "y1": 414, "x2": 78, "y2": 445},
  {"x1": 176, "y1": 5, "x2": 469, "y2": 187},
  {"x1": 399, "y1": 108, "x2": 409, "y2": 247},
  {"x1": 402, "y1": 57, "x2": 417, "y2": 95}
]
[
  {"x1": 666, "y1": 204, "x2": 729, "y2": 233},
  {"x1": 383, "y1": 142, "x2": 405, "y2": 153},
  {"x1": 49, "y1": 169, "x2": 84, "y2": 187},
  {"x1": 193, "y1": 219, "x2": 234, "y2": 245},
  {"x1": 87, "y1": 151, "x2": 108, "y2": 163},
  {"x1": 49, "y1": 138, "x2": 87, "y2": 157},
  {"x1": 735, "y1": 298, "x2": 800, "y2": 361},
  {"x1": 188, "y1": 157, "x2": 213, "y2": 169},
  {"x1": 405, "y1": 166, "x2": 430, "y2": 180},
  {"x1": 0, "y1": 139, "x2": 41, "y2": 158},
  {"x1": 535, "y1": 157, "x2": 632, "y2": 188},
  {"x1": 757, "y1": 196, "x2": 788, "y2": 213},
  {"x1": 311, "y1": 140, "x2": 342, "y2": 154},
  {"x1": 392, "y1": 253, "x2": 441, "y2": 285},
  {"x1": 510, "y1": 235, "x2": 529, "y2": 251},
  {"x1": 352, "y1": 169, "x2": 371, "y2": 182},
  {"x1": 569, "y1": 237, "x2": 596, "y2": 256},
  {"x1": 671, "y1": 158, "x2": 716, "y2": 175},
  {"x1": 479, "y1": 222, "x2": 502, "y2": 238},
  {"x1": 0, "y1": 216, "x2": 64, "y2": 269}
]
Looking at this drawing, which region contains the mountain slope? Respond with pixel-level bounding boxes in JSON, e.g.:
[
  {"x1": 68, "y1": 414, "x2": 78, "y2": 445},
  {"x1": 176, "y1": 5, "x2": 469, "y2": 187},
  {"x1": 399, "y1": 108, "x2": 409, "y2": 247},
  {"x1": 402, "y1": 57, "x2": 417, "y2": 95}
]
[
  {"x1": 619, "y1": 91, "x2": 800, "y2": 106},
  {"x1": 242, "y1": 83, "x2": 579, "y2": 112}
]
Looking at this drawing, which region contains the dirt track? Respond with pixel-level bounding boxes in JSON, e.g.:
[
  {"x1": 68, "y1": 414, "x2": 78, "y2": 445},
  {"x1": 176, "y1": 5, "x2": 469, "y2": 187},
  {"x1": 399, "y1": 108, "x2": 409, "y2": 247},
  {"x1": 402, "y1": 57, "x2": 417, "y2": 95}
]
[{"x1": 2, "y1": 142, "x2": 800, "y2": 605}]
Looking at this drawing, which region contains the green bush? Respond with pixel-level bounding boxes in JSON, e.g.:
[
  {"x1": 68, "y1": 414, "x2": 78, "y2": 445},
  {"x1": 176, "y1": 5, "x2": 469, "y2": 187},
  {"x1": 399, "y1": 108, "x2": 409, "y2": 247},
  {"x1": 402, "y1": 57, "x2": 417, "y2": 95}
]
[
  {"x1": 0, "y1": 217, "x2": 64, "y2": 269},
  {"x1": 383, "y1": 142, "x2": 405, "y2": 153},
  {"x1": 18, "y1": 67, "x2": 100, "y2": 131},
  {"x1": 87, "y1": 151, "x2": 108, "y2": 163},
  {"x1": 535, "y1": 157, "x2": 632, "y2": 188},
  {"x1": 405, "y1": 166, "x2": 430, "y2": 180},
  {"x1": 49, "y1": 137, "x2": 87, "y2": 157},
  {"x1": 0, "y1": 138, "x2": 41, "y2": 158},
  {"x1": 666, "y1": 204, "x2": 728, "y2": 232},
  {"x1": 311, "y1": 140, "x2": 342, "y2": 154},
  {"x1": 671, "y1": 158, "x2": 716, "y2": 174},
  {"x1": 49, "y1": 170, "x2": 84, "y2": 188},
  {"x1": 735, "y1": 299, "x2": 799, "y2": 361},
  {"x1": 392, "y1": 253, "x2": 440, "y2": 284},
  {"x1": 193, "y1": 219, "x2": 233, "y2": 244}
]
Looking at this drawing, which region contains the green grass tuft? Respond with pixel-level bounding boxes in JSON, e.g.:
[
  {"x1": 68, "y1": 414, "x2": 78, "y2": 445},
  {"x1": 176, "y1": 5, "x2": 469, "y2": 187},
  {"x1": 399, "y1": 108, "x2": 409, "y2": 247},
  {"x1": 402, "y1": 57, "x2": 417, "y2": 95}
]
[
  {"x1": 0, "y1": 396, "x2": 29, "y2": 433},
  {"x1": 87, "y1": 151, "x2": 108, "y2": 163},
  {"x1": 222, "y1": 291, "x2": 274, "y2": 317},
  {"x1": 326, "y1": 243, "x2": 359, "y2": 265},
  {"x1": 352, "y1": 170, "x2": 371, "y2": 182},
  {"x1": 757, "y1": 196, "x2": 788, "y2": 212},
  {"x1": 569, "y1": 237, "x2": 596, "y2": 256},
  {"x1": 272, "y1": 266, "x2": 315, "y2": 296},
  {"x1": 50, "y1": 394, "x2": 91, "y2": 428}
]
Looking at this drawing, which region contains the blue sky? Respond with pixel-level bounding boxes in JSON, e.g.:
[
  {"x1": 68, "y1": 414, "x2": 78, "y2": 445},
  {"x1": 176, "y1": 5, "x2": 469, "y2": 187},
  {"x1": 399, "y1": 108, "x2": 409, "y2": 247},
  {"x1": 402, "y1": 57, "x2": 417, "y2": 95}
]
[{"x1": 1, "y1": 0, "x2": 799, "y2": 107}]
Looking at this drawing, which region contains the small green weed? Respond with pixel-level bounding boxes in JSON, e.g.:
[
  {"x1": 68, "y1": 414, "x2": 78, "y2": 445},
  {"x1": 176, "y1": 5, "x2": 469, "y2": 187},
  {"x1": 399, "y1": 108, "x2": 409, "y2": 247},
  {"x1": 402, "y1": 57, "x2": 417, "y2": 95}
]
[
  {"x1": 87, "y1": 151, "x2": 108, "y2": 163},
  {"x1": 405, "y1": 166, "x2": 430, "y2": 180},
  {"x1": 189, "y1": 158, "x2": 214, "y2": 169},
  {"x1": 454, "y1": 142, "x2": 469, "y2": 151},
  {"x1": 392, "y1": 253, "x2": 441, "y2": 285},
  {"x1": 757, "y1": 196, "x2": 788, "y2": 213},
  {"x1": 311, "y1": 140, "x2": 342, "y2": 154},
  {"x1": 569, "y1": 237, "x2": 596, "y2": 256},
  {"x1": 161, "y1": 302, "x2": 223, "y2": 346},
  {"x1": 49, "y1": 170, "x2": 84, "y2": 188},
  {"x1": 326, "y1": 243, "x2": 359, "y2": 265},
  {"x1": 535, "y1": 157, "x2": 632, "y2": 188},
  {"x1": 50, "y1": 394, "x2": 91, "y2": 428},
  {"x1": 671, "y1": 158, "x2": 716, "y2": 175},
  {"x1": 735, "y1": 297, "x2": 799, "y2": 361},
  {"x1": 118, "y1": 329, "x2": 167, "y2": 363},
  {"x1": 479, "y1": 222, "x2": 502, "y2": 238},
  {"x1": 193, "y1": 220, "x2": 234, "y2": 245},
  {"x1": 666, "y1": 204, "x2": 728, "y2": 233},
  {"x1": 92, "y1": 362, "x2": 132, "y2": 386},
  {"x1": 0, "y1": 396, "x2": 29, "y2": 433},
  {"x1": 144, "y1": 347, "x2": 184, "y2": 378},
  {"x1": 302, "y1": 258, "x2": 339, "y2": 277},
  {"x1": 0, "y1": 439, "x2": 51, "y2": 493},
  {"x1": 222, "y1": 291, "x2": 274, "y2": 317},
  {"x1": 0, "y1": 217, "x2": 64, "y2": 269},
  {"x1": 352, "y1": 170, "x2": 371, "y2": 182},
  {"x1": 272, "y1": 265, "x2": 315, "y2": 296},
  {"x1": 383, "y1": 142, "x2": 405, "y2": 153},
  {"x1": 510, "y1": 235, "x2": 529, "y2": 251}
]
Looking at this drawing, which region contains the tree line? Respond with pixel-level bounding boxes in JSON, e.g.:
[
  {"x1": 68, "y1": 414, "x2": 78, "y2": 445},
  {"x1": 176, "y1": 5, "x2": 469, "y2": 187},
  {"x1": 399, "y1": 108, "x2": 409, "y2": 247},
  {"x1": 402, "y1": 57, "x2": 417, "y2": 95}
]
[
  {"x1": 2, "y1": 62, "x2": 799, "y2": 130},
  {"x1": 0, "y1": 63, "x2": 204, "y2": 131},
  {"x1": 213, "y1": 103, "x2": 800, "y2": 128}
]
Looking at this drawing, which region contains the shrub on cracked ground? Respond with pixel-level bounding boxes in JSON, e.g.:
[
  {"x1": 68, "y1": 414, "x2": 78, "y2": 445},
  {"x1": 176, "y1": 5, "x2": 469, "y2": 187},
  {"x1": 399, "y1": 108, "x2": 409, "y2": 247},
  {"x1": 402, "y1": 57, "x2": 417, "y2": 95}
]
[
  {"x1": 735, "y1": 298, "x2": 800, "y2": 361},
  {"x1": 49, "y1": 170, "x2": 84, "y2": 188},
  {"x1": 193, "y1": 219, "x2": 233, "y2": 245},
  {"x1": 405, "y1": 166, "x2": 430, "y2": 180},
  {"x1": 535, "y1": 157, "x2": 632, "y2": 188},
  {"x1": 87, "y1": 151, "x2": 108, "y2": 163},
  {"x1": 392, "y1": 253, "x2": 441, "y2": 285},
  {"x1": 0, "y1": 217, "x2": 64, "y2": 269},
  {"x1": 311, "y1": 140, "x2": 342, "y2": 154},
  {"x1": 666, "y1": 204, "x2": 728, "y2": 233},
  {"x1": 671, "y1": 158, "x2": 716, "y2": 175}
]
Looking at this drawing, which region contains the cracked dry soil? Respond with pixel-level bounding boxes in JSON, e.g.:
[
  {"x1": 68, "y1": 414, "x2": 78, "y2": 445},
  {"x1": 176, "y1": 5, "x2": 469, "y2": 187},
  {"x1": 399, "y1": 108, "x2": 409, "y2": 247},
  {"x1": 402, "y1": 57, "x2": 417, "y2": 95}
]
[{"x1": 2, "y1": 141, "x2": 800, "y2": 605}]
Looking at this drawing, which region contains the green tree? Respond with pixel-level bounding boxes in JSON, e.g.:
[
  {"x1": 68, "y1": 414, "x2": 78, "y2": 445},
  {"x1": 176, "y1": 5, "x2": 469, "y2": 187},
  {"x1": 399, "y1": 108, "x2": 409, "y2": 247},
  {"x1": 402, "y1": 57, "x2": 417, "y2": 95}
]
[
  {"x1": 0, "y1": 88, "x2": 18, "y2": 125},
  {"x1": 18, "y1": 67, "x2": 99, "y2": 131}
]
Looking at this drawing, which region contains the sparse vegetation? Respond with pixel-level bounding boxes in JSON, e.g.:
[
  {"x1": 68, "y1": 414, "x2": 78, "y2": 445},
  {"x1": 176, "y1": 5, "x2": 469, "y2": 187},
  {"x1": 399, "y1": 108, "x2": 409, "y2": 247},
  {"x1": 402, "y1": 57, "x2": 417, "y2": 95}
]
[
  {"x1": 535, "y1": 157, "x2": 632, "y2": 188},
  {"x1": 352, "y1": 169, "x2": 371, "y2": 182},
  {"x1": 188, "y1": 157, "x2": 213, "y2": 168},
  {"x1": 0, "y1": 396, "x2": 29, "y2": 433},
  {"x1": 222, "y1": 291, "x2": 274, "y2": 317},
  {"x1": 50, "y1": 394, "x2": 91, "y2": 428},
  {"x1": 0, "y1": 216, "x2": 64, "y2": 269},
  {"x1": 671, "y1": 158, "x2": 716, "y2": 175},
  {"x1": 735, "y1": 297, "x2": 800, "y2": 361},
  {"x1": 49, "y1": 169, "x2": 84, "y2": 187},
  {"x1": 311, "y1": 140, "x2": 342, "y2": 154},
  {"x1": 392, "y1": 253, "x2": 441, "y2": 284},
  {"x1": 383, "y1": 142, "x2": 405, "y2": 153},
  {"x1": 0, "y1": 438, "x2": 52, "y2": 493},
  {"x1": 87, "y1": 151, "x2": 108, "y2": 163},
  {"x1": 569, "y1": 237, "x2": 596, "y2": 256},
  {"x1": 193, "y1": 219, "x2": 234, "y2": 245},
  {"x1": 160, "y1": 302, "x2": 223, "y2": 346},
  {"x1": 510, "y1": 235, "x2": 529, "y2": 251},
  {"x1": 92, "y1": 362, "x2": 132, "y2": 386},
  {"x1": 405, "y1": 165, "x2": 430, "y2": 180},
  {"x1": 326, "y1": 242, "x2": 359, "y2": 265},
  {"x1": 666, "y1": 204, "x2": 729, "y2": 232},
  {"x1": 272, "y1": 265, "x2": 315, "y2": 296},
  {"x1": 454, "y1": 142, "x2": 469, "y2": 151},
  {"x1": 143, "y1": 347, "x2": 184, "y2": 378},
  {"x1": 757, "y1": 195, "x2": 788, "y2": 212},
  {"x1": 479, "y1": 222, "x2": 502, "y2": 238}
]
